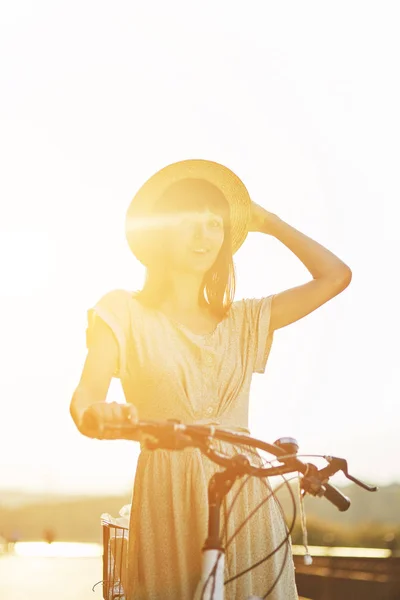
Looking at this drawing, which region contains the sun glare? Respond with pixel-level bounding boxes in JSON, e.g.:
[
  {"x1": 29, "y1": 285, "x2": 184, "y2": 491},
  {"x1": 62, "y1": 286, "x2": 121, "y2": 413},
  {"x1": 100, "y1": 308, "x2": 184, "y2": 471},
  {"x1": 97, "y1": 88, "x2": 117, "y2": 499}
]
[
  {"x1": 292, "y1": 545, "x2": 391, "y2": 559},
  {"x1": 0, "y1": 231, "x2": 52, "y2": 297},
  {"x1": 13, "y1": 541, "x2": 102, "y2": 558}
]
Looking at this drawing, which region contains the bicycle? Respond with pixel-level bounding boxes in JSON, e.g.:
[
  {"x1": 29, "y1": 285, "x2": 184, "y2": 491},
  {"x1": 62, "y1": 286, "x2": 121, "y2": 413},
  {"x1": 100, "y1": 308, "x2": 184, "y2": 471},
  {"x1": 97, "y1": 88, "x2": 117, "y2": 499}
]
[{"x1": 94, "y1": 419, "x2": 378, "y2": 600}]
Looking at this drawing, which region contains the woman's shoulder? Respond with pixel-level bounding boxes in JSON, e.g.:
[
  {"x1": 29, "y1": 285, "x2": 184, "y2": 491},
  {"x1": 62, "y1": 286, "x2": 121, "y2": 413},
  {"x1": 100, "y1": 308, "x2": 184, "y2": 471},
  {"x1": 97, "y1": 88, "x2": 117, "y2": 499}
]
[
  {"x1": 92, "y1": 289, "x2": 140, "y2": 319},
  {"x1": 230, "y1": 297, "x2": 255, "y2": 315},
  {"x1": 231, "y1": 295, "x2": 274, "y2": 309},
  {"x1": 229, "y1": 295, "x2": 274, "y2": 323},
  {"x1": 95, "y1": 288, "x2": 137, "y2": 305}
]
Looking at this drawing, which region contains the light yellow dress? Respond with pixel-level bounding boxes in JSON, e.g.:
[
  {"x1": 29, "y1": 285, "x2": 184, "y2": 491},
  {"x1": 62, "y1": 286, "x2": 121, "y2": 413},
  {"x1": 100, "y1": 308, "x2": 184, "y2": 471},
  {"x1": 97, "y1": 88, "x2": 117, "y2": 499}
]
[{"x1": 89, "y1": 289, "x2": 298, "y2": 600}]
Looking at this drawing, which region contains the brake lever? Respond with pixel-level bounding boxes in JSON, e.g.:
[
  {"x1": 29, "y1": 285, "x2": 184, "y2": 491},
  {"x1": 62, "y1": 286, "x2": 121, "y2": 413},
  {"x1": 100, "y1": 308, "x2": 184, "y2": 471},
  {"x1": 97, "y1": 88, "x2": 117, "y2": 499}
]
[
  {"x1": 314, "y1": 456, "x2": 348, "y2": 482},
  {"x1": 344, "y1": 473, "x2": 378, "y2": 492},
  {"x1": 322, "y1": 456, "x2": 378, "y2": 492}
]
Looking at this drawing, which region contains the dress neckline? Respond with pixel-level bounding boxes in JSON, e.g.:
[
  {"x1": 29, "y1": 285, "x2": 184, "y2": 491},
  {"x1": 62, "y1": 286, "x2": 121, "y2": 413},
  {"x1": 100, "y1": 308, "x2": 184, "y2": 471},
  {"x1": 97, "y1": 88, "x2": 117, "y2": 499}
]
[
  {"x1": 156, "y1": 309, "x2": 227, "y2": 338},
  {"x1": 131, "y1": 294, "x2": 231, "y2": 338}
]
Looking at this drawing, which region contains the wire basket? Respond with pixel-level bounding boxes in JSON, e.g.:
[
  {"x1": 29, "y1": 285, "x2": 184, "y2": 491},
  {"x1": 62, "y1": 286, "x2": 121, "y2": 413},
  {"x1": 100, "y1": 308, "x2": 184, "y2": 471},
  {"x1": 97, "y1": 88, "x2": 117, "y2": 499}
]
[{"x1": 101, "y1": 517, "x2": 129, "y2": 600}]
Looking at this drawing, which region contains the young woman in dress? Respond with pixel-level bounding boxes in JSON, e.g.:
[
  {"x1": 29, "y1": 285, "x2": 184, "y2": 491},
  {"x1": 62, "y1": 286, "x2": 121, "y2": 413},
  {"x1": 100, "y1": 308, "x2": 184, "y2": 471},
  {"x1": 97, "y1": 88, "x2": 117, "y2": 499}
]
[{"x1": 70, "y1": 159, "x2": 352, "y2": 599}]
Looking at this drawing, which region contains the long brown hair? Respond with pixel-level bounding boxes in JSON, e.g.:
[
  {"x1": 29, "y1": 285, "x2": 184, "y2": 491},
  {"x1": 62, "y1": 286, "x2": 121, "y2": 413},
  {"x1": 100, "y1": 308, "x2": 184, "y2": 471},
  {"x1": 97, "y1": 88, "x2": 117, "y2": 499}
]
[{"x1": 135, "y1": 178, "x2": 236, "y2": 319}]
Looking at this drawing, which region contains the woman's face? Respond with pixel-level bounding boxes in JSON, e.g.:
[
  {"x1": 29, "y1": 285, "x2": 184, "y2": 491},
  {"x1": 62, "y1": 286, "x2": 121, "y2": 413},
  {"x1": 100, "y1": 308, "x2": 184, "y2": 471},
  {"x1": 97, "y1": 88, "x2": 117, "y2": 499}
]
[{"x1": 162, "y1": 208, "x2": 225, "y2": 274}]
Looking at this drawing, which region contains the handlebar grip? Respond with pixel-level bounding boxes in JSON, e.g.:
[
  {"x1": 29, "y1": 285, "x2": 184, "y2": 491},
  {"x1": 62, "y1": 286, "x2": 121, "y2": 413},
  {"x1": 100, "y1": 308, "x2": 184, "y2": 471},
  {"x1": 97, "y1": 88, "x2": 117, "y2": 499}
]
[{"x1": 323, "y1": 482, "x2": 351, "y2": 512}]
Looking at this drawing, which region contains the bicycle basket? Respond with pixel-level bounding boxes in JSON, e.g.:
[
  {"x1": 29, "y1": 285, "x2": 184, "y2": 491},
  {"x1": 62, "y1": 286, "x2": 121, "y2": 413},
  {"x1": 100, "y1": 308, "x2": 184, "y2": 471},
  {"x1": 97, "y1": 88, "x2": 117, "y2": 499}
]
[{"x1": 101, "y1": 516, "x2": 129, "y2": 600}]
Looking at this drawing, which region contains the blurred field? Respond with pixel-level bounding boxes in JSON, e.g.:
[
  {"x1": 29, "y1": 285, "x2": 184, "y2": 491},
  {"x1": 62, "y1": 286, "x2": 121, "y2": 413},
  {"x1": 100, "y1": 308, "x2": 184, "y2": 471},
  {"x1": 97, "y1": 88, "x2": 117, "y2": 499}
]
[
  {"x1": 0, "y1": 555, "x2": 103, "y2": 600},
  {"x1": 2, "y1": 484, "x2": 399, "y2": 548}
]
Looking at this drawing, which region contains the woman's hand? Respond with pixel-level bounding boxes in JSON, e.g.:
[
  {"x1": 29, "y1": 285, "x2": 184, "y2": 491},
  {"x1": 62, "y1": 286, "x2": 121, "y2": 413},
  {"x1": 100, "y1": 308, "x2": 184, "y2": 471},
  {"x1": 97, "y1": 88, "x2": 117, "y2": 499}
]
[
  {"x1": 248, "y1": 200, "x2": 280, "y2": 235},
  {"x1": 80, "y1": 402, "x2": 138, "y2": 438}
]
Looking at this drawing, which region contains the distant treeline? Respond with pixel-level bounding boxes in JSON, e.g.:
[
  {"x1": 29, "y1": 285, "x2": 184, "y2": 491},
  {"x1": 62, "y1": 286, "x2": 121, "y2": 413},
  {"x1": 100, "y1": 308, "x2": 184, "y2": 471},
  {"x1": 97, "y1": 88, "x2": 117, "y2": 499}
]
[
  {"x1": 1, "y1": 483, "x2": 399, "y2": 548},
  {"x1": 0, "y1": 495, "x2": 131, "y2": 544},
  {"x1": 277, "y1": 482, "x2": 400, "y2": 526},
  {"x1": 278, "y1": 481, "x2": 400, "y2": 549}
]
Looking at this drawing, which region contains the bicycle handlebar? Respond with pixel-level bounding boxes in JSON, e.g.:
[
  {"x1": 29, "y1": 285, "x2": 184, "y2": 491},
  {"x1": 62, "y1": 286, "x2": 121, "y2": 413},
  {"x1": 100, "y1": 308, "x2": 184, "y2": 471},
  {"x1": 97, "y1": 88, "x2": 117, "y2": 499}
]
[{"x1": 90, "y1": 418, "x2": 377, "y2": 511}]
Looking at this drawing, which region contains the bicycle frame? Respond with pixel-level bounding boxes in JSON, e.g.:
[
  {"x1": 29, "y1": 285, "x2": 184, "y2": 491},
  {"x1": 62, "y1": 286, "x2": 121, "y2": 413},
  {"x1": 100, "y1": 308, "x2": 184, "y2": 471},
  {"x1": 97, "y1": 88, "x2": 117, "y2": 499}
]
[
  {"x1": 193, "y1": 464, "x2": 241, "y2": 600},
  {"x1": 194, "y1": 550, "x2": 226, "y2": 600}
]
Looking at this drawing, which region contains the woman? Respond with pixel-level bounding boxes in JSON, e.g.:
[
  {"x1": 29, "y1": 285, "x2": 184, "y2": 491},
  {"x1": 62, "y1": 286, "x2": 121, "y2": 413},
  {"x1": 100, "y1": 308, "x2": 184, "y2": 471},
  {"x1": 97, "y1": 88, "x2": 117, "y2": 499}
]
[{"x1": 70, "y1": 159, "x2": 352, "y2": 599}]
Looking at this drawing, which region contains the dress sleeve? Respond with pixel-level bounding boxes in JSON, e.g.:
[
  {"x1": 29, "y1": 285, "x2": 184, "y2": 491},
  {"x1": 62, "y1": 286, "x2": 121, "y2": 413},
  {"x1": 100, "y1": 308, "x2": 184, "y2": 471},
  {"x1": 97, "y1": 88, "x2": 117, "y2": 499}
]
[
  {"x1": 241, "y1": 295, "x2": 275, "y2": 374},
  {"x1": 86, "y1": 289, "x2": 131, "y2": 379}
]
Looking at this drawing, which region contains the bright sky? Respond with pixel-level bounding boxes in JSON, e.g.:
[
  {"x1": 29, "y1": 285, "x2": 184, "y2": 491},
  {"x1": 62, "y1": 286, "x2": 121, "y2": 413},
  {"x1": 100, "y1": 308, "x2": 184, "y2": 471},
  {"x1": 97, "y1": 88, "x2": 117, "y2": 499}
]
[{"x1": 1, "y1": 1, "x2": 398, "y2": 495}]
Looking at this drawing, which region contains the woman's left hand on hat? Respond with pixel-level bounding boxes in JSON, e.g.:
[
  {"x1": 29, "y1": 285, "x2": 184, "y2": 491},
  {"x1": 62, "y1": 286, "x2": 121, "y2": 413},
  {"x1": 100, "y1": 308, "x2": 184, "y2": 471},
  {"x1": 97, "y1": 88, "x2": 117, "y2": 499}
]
[{"x1": 248, "y1": 199, "x2": 280, "y2": 235}]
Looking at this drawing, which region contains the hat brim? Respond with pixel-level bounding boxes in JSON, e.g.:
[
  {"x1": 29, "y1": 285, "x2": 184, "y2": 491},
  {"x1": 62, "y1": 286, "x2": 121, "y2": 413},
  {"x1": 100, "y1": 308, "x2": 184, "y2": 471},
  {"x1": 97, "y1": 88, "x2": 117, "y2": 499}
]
[{"x1": 125, "y1": 159, "x2": 251, "y2": 265}]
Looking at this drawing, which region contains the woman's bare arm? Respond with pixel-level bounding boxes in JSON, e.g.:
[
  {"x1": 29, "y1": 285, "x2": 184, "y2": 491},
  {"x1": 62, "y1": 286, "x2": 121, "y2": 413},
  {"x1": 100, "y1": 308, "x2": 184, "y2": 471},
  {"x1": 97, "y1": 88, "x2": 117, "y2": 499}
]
[
  {"x1": 70, "y1": 317, "x2": 119, "y2": 429},
  {"x1": 249, "y1": 202, "x2": 352, "y2": 332}
]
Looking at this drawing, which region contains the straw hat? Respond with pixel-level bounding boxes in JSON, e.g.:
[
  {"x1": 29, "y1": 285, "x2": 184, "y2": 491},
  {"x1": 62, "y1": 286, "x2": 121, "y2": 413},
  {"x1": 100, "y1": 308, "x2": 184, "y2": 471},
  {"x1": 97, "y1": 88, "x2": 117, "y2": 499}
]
[{"x1": 125, "y1": 159, "x2": 251, "y2": 265}]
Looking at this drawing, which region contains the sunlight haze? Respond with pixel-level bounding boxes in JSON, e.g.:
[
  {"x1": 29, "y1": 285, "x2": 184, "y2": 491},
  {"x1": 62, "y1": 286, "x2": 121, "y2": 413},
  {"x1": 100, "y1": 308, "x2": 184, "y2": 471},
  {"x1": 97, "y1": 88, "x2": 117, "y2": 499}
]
[{"x1": 0, "y1": 1, "x2": 397, "y2": 496}]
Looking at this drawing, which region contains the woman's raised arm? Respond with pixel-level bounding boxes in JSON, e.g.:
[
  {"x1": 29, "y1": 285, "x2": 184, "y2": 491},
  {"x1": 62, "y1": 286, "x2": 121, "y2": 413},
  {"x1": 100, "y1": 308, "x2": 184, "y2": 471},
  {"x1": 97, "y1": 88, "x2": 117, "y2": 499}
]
[{"x1": 249, "y1": 201, "x2": 352, "y2": 332}]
